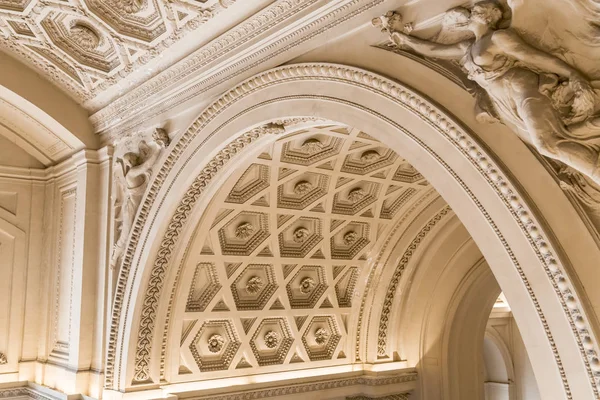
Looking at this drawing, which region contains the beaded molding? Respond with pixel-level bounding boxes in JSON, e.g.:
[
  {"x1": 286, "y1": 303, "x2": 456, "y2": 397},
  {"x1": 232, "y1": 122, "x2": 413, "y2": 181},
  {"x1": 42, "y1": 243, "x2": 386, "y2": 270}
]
[{"x1": 106, "y1": 64, "x2": 599, "y2": 397}]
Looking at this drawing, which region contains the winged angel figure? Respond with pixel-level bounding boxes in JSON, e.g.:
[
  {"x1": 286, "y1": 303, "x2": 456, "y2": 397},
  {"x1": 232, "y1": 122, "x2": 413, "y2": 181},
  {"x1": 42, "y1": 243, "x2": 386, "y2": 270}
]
[
  {"x1": 111, "y1": 129, "x2": 170, "y2": 270},
  {"x1": 374, "y1": 0, "x2": 600, "y2": 186}
]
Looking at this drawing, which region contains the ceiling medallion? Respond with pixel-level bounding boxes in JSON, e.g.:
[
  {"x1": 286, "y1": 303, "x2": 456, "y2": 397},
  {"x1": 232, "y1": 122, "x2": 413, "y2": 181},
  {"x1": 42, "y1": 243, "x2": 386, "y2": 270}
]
[
  {"x1": 293, "y1": 227, "x2": 311, "y2": 243},
  {"x1": 69, "y1": 23, "x2": 100, "y2": 51},
  {"x1": 264, "y1": 331, "x2": 279, "y2": 348},
  {"x1": 112, "y1": 0, "x2": 147, "y2": 14},
  {"x1": 293, "y1": 180, "x2": 314, "y2": 195},
  {"x1": 360, "y1": 149, "x2": 381, "y2": 163},
  {"x1": 343, "y1": 231, "x2": 358, "y2": 245},
  {"x1": 207, "y1": 334, "x2": 225, "y2": 353},
  {"x1": 347, "y1": 188, "x2": 366, "y2": 203},
  {"x1": 235, "y1": 222, "x2": 255, "y2": 239},
  {"x1": 299, "y1": 277, "x2": 316, "y2": 294},
  {"x1": 300, "y1": 138, "x2": 325, "y2": 154},
  {"x1": 245, "y1": 276, "x2": 263, "y2": 294},
  {"x1": 315, "y1": 328, "x2": 329, "y2": 345}
]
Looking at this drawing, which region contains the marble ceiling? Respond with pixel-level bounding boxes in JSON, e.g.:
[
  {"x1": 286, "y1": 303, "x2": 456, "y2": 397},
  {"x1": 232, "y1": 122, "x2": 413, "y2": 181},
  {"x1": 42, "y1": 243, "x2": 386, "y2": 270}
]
[{"x1": 0, "y1": 0, "x2": 272, "y2": 108}]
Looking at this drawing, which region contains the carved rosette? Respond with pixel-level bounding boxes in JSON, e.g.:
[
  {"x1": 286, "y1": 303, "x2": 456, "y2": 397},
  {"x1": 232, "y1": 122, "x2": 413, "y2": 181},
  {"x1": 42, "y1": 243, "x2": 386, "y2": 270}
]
[
  {"x1": 294, "y1": 180, "x2": 313, "y2": 195},
  {"x1": 207, "y1": 334, "x2": 225, "y2": 353},
  {"x1": 347, "y1": 188, "x2": 366, "y2": 203},
  {"x1": 264, "y1": 331, "x2": 279, "y2": 348},
  {"x1": 299, "y1": 277, "x2": 316, "y2": 294},
  {"x1": 293, "y1": 227, "x2": 310, "y2": 243},
  {"x1": 360, "y1": 149, "x2": 380, "y2": 162},
  {"x1": 314, "y1": 328, "x2": 329, "y2": 345},
  {"x1": 343, "y1": 231, "x2": 358, "y2": 245},
  {"x1": 300, "y1": 138, "x2": 325, "y2": 154},
  {"x1": 245, "y1": 276, "x2": 263, "y2": 295},
  {"x1": 235, "y1": 222, "x2": 255, "y2": 240},
  {"x1": 69, "y1": 23, "x2": 100, "y2": 51}
]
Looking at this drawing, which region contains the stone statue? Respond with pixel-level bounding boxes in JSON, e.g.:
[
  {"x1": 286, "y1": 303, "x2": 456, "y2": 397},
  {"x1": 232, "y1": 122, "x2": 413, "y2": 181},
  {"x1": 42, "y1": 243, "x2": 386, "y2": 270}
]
[
  {"x1": 374, "y1": 1, "x2": 600, "y2": 186},
  {"x1": 111, "y1": 128, "x2": 170, "y2": 269}
]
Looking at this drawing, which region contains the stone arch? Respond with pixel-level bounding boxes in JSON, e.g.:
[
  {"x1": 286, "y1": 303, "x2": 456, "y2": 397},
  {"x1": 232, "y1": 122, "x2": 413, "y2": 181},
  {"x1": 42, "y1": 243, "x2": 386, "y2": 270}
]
[
  {"x1": 106, "y1": 63, "x2": 600, "y2": 399},
  {"x1": 0, "y1": 85, "x2": 85, "y2": 165}
]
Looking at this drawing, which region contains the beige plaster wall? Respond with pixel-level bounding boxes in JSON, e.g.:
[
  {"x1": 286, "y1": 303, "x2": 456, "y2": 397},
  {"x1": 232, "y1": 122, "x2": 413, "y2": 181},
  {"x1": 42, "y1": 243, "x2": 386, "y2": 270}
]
[{"x1": 0, "y1": 52, "x2": 97, "y2": 149}]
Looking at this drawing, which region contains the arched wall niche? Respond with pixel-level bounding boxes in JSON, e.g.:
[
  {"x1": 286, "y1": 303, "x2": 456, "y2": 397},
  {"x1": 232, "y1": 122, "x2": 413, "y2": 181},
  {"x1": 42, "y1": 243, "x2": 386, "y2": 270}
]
[{"x1": 106, "y1": 63, "x2": 600, "y2": 400}]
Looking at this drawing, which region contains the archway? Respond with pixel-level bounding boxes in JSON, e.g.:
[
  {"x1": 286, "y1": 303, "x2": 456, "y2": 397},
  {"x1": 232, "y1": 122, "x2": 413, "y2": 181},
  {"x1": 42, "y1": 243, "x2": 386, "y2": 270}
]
[{"x1": 106, "y1": 64, "x2": 600, "y2": 399}]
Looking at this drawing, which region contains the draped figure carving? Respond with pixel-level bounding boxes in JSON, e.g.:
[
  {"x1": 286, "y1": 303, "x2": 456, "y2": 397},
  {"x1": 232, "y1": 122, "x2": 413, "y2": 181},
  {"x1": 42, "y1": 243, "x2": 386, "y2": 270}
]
[
  {"x1": 374, "y1": 1, "x2": 600, "y2": 186},
  {"x1": 111, "y1": 128, "x2": 170, "y2": 270}
]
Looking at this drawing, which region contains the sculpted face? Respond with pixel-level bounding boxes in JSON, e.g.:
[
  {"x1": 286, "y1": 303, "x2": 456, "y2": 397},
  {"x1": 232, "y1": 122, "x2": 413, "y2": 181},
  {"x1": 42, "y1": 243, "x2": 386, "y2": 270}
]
[
  {"x1": 470, "y1": 1, "x2": 503, "y2": 29},
  {"x1": 122, "y1": 152, "x2": 139, "y2": 169}
]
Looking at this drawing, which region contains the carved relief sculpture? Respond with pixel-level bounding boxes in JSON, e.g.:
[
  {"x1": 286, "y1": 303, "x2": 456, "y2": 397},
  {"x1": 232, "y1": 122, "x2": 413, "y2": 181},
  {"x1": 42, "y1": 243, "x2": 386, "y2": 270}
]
[
  {"x1": 299, "y1": 277, "x2": 316, "y2": 294},
  {"x1": 264, "y1": 331, "x2": 279, "y2": 348},
  {"x1": 207, "y1": 334, "x2": 225, "y2": 353},
  {"x1": 111, "y1": 128, "x2": 170, "y2": 270},
  {"x1": 315, "y1": 328, "x2": 329, "y2": 345},
  {"x1": 245, "y1": 276, "x2": 263, "y2": 295},
  {"x1": 0, "y1": 352, "x2": 6, "y2": 365},
  {"x1": 374, "y1": 1, "x2": 600, "y2": 186}
]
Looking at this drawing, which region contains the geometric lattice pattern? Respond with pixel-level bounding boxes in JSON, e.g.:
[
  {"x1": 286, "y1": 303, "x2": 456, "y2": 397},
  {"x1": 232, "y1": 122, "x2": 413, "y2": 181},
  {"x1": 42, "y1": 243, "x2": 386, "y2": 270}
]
[
  {"x1": 186, "y1": 263, "x2": 221, "y2": 312},
  {"x1": 0, "y1": 0, "x2": 249, "y2": 101},
  {"x1": 177, "y1": 124, "x2": 432, "y2": 381},
  {"x1": 189, "y1": 319, "x2": 241, "y2": 372},
  {"x1": 301, "y1": 315, "x2": 342, "y2": 361}
]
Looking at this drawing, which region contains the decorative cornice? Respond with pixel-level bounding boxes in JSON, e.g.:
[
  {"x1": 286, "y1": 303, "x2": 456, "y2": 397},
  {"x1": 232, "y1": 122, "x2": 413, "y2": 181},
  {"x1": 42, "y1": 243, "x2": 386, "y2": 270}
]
[
  {"x1": 106, "y1": 63, "x2": 600, "y2": 397},
  {"x1": 93, "y1": 0, "x2": 387, "y2": 137},
  {"x1": 91, "y1": 0, "x2": 316, "y2": 129},
  {"x1": 0, "y1": 386, "x2": 62, "y2": 400},
  {"x1": 186, "y1": 372, "x2": 417, "y2": 400},
  {"x1": 346, "y1": 395, "x2": 410, "y2": 400}
]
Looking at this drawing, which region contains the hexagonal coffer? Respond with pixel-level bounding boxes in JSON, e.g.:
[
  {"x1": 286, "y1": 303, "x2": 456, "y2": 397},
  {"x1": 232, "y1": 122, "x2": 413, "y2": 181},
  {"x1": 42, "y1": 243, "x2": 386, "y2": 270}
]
[
  {"x1": 340, "y1": 147, "x2": 397, "y2": 175},
  {"x1": 231, "y1": 264, "x2": 278, "y2": 310},
  {"x1": 280, "y1": 135, "x2": 343, "y2": 166},
  {"x1": 330, "y1": 222, "x2": 370, "y2": 259},
  {"x1": 277, "y1": 172, "x2": 329, "y2": 210},
  {"x1": 278, "y1": 217, "x2": 323, "y2": 258},
  {"x1": 189, "y1": 320, "x2": 241, "y2": 372},
  {"x1": 218, "y1": 211, "x2": 269, "y2": 256},
  {"x1": 286, "y1": 265, "x2": 327, "y2": 308},
  {"x1": 301, "y1": 315, "x2": 341, "y2": 361},
  {"x1": 250, "y1": 318, "x2": 294, "y2": 366}
]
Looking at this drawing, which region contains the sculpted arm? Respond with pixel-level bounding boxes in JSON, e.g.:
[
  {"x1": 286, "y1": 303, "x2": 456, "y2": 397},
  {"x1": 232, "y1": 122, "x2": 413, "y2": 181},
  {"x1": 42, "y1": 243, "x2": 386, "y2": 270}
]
[{"x1": 391, "y1": 31, "x2": 470, "y2": 60}]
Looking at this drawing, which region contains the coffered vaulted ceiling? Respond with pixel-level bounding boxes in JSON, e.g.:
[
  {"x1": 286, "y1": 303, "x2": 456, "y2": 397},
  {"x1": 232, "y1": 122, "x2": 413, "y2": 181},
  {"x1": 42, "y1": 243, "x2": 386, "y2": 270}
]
[
  {"x1": 170, "y1": 124, "x2": 436, "y2": 381},
  {"x1": 0, "y1": 0, "x2": 273, "y2": 109}
]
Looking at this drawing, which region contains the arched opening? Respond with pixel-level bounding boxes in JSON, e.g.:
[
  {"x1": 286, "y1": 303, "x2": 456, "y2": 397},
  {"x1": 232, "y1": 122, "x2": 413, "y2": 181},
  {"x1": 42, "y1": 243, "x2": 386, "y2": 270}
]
[
  {"x1": 106, "y1": 64, "x2": 600, "y2": 399},
  {"x1": 483, "y1": 334, "x2": 512, "y2": 400}
]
